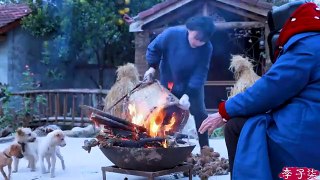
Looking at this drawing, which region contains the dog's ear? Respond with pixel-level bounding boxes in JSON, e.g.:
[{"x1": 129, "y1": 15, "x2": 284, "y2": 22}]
[
  {"x1": 16, "y1": 128, "x2": 24, "y2": 136},
  {"x1": 11, "y1": 144, "x2": 21, "y2": 151},
  {"x1": 10, "y1": 144, "x2": 22, "y2": 152}
]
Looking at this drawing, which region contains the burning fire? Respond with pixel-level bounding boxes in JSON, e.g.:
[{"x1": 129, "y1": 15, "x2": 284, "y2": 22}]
[
  {"x1": 127, "y1": 85, "x2": 178, "y2": 143},
  {"x1": 128, "y1": 104, "x2": 177, "y2": 138},
  {"x1": 128, "y1": 105, "x2": 177, "y2": 148}
]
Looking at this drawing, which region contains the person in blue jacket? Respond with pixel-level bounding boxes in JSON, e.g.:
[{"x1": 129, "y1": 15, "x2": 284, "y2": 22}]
[
  {"x1": 143, "y1": 16, "x2": 215, "y2": 148},
  {"x1": 199, "y1": 2, "x2": 320, "y2": 179}
]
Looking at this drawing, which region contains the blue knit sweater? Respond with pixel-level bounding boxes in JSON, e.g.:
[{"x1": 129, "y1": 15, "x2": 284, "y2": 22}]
[{"x1": 146, "y1": 26, "x2": 213, "y2": 95}]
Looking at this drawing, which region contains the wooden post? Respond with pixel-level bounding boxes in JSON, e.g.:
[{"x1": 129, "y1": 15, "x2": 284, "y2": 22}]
[
  {"x1": 102, "y1": 168, "x2": 106, "y2": 180},
  {"x1": 37, "y1": 94, "x2": 40, "y2": 117},
  {"x1": 63, "y1": 93, "x2": 67, "y2": 124},
  {"x1": 72, "y1": 94, "x2": 76, "y2": 127},
  {"x1": 46, "y1": 93, "x2": 49, "y2": 123},
  {"x1": 81, "y1": 93, "x2": 85, "y2": 126},
  {"x1": 55, "y1": 93, "x2": 59, "y2": 124},
  {"x1": 134, "y1": 32, "x2": 150, "y2": 77},
  {"x1": 88, "y1": 94, "x2": 92, "y2": 107},
  {"x1": 49, "y1": 93, "x2": 52, "y2": 118}
]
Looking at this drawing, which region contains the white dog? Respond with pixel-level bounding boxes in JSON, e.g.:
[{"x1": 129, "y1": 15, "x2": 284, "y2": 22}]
[
  {"x1": 13, "y1": 127, "x2": 38, "y2": 172},
  {"x1": 39, "y1": 129, "x2": 66, "y2": 178}
]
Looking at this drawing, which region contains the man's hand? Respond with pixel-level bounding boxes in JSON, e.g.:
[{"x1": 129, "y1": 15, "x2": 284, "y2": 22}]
[
  {"x1": 143, "y1": 67, "x2": 156, "y2": 82},
  {"x1": 198, "y1": 112, "x2": 225, "y2": 135},
  {"x1": 179, "y1": 94, "x2": 190, "y2": 110}
]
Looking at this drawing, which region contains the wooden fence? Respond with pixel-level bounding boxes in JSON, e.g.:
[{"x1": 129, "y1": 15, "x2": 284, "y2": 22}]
[{"x1": 11, "y1": 89, "x2": 108, "y2": 127}]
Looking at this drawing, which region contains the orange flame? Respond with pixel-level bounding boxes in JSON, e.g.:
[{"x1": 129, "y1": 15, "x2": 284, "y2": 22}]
[
  {"x1": 128, "y1": 104, "x2": 144, "y2": 126},
  {"x1": 163, "y1": 139, "x2": 168, "y2": 148},
  {"x1": 128, "y1": 103, "x2": 178, "y2": 147},
  {"x1": 164, "y1": 114, "x2": 176, "y2": 133},
  {"x1": 168, "y1": 82, "x2": 174, "y2": 92},
  {"x1": 90, "y1": 113, "x2": 104, "y2": 133}
]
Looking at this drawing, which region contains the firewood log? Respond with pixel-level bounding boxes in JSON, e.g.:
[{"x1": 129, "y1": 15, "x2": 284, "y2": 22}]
[{"x1": 82, "y1": 105, "x2": 147, "y2": 132}]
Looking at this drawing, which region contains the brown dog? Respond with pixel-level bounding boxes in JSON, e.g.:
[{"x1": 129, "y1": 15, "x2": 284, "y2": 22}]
[{"x1": 0, "y1": 143, "x2": 23, "y2": 180}]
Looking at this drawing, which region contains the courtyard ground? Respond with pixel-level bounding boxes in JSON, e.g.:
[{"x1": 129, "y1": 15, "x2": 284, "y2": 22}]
[{"x1": 0, "y1": 137, "x2": 230, "y2": 180}]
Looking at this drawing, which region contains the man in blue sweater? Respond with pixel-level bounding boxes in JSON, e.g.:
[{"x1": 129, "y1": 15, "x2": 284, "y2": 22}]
[{"x1": 143, "y1": 16, "x2": 215, "y2": 148}]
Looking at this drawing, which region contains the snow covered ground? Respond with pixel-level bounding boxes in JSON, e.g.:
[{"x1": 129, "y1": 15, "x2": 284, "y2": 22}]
[{"x1": 0, "y1": 137, "x2": 230, "y2": 180}]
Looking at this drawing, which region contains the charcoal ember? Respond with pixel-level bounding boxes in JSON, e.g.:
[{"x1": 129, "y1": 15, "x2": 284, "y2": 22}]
[
  {"x1": 111, "y1": 128, "x2": 151, "y2": 140},
  {"x1": 96, "y1": 133, "x2": 111, "y2": 141},
  {"x1": 102, "y1": 127, "x2": 113, "y2": 134},
  {"x1": 107, "y1": 137, "x2": 165, "y2": 148},
  {"x1": 137, "y1": 132, "x2": 150, "y2": 139},
  {"x1": 93, "y1": 127, "x2": 166, "y2": 148},
  {"x1": 95, "y1": 133, "x2": 113, "y2": 147},
  {"x1": 112, "y1": 139, "x2": 140, "y2": 148},
  {"x1": 138, "y1": 137, "x2": 165, "y2": 147},
  {"x1": 112, "y1": 128, "x2": 136, "y2": 139}
]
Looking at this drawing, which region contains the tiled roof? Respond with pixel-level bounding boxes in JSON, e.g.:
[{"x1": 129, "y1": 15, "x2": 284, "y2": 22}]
[
  {"x1": 0, "y1": 4, "x2": 31, "y2": 29},
  {"x1": 138, "y1": 0, "x2": 178, "y2": 20},
  {"x1": 137, "y1": 0, "x2": 273, "y2": 20}
]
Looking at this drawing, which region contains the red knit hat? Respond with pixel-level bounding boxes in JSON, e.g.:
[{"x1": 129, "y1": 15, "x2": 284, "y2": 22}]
[{"x1": 273, "y1": 2, "x2": 320, "y2": 61}]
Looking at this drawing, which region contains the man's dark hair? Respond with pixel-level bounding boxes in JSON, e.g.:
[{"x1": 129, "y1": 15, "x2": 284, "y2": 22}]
[{"x1": 186, "y1": 16, "x2": 215, "y2": 42}]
